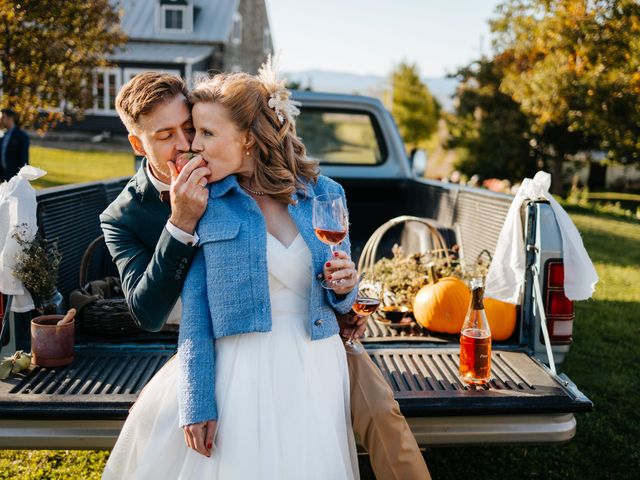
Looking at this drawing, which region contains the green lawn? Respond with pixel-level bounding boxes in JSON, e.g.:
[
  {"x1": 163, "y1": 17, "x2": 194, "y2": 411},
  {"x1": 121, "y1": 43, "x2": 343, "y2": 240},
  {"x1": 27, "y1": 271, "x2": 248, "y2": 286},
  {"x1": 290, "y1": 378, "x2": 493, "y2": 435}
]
[
  {"x1": 1, "y1": 147, "x2": 639, "y2": 478},
  {"x1": 29, "y1": 146, "x2": 134, "y2": 189},
  {"x1": 587, "y1": 191, "x2": 640, "y2": 202}
]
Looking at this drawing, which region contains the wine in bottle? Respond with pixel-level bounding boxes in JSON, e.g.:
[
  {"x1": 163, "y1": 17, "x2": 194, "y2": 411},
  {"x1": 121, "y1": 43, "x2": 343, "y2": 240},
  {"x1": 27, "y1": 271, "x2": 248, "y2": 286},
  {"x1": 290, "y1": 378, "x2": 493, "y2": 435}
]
[{"x1": 459, "y1": 278, "x2": 492, "y2": 385}]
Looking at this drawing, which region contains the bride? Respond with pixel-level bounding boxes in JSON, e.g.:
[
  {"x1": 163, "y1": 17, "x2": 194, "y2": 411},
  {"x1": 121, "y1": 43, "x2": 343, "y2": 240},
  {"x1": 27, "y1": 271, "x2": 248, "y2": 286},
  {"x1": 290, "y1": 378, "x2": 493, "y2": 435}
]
[{"x1": 103, "y1": 62, "x2": 360, "y2": 479}]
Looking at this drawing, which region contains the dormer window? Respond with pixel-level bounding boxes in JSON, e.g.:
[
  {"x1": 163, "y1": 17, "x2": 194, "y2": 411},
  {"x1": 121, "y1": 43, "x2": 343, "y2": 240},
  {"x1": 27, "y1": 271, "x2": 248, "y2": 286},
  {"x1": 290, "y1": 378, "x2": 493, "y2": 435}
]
[
  {"x1": 165, "y1": 8, "x2": 184, "y2": 30},
  {"x1": 158, "y1": 0, "x2": 193, "y2": 33},
  {"x1": 231, "y1": 12, "x2": 242, "y2": 45}
]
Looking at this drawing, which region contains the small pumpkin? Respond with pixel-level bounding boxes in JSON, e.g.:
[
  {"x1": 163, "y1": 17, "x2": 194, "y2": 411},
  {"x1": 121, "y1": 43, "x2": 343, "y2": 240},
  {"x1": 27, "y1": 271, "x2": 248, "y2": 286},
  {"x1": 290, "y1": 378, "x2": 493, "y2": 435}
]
[
  {"x1": 413, "y1": 276, "x2": 471, "y2": 334},
  {"x1": 484, "y1": 298, "x2": 517, "y2": 341}
]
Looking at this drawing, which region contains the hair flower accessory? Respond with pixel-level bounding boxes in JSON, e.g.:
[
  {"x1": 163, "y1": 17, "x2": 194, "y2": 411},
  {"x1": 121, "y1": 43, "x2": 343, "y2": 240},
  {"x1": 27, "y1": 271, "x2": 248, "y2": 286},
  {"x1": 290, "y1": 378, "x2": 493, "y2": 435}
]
[{"x1": 257, "y1": 54, "x2": 301, "y2": 125}]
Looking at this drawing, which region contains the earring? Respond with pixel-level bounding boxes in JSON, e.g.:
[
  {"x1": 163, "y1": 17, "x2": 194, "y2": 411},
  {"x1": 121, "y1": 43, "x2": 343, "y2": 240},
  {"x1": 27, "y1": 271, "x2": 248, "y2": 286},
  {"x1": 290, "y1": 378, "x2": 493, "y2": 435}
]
[{"x1": 245, "y1": 150, "x2": 250, "y2": 156}]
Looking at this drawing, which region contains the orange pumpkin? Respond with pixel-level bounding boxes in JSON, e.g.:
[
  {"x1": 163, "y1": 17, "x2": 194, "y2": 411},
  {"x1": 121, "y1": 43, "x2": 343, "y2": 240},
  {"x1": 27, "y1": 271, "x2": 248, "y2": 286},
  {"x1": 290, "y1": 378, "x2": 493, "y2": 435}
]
[
  {"x1": 484, "y1": 298, "x2": 517, "y2": 341},
  {"x1": 413, "y1": 277, "x2": 471, "y2": 334}
]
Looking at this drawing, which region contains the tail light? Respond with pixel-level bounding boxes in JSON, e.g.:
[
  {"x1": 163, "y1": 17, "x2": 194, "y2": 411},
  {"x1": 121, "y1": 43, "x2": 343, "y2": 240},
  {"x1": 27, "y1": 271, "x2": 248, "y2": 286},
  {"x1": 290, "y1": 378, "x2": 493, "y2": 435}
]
[{"x1": 543, "y1": 261, "x2": 574, "y2": 343}]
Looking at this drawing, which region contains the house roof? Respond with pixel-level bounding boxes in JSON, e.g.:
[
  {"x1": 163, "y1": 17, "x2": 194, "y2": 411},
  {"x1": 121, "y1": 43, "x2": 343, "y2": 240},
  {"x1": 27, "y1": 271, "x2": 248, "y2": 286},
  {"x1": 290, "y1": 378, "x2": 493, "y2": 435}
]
[
  {"x1": 111, "y1": 0, "x2": 239, "y2": 43},
  {"x1": 109, "y1": 41, "x2": 215, "y2": 64}
]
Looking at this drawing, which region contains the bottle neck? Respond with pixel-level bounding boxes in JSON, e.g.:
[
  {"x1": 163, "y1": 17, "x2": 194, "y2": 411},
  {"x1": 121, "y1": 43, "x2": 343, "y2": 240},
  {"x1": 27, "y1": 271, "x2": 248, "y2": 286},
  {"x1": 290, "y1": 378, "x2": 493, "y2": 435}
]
[{"x1": 472, "y1": 286, "x2": 485, "y2": 310}]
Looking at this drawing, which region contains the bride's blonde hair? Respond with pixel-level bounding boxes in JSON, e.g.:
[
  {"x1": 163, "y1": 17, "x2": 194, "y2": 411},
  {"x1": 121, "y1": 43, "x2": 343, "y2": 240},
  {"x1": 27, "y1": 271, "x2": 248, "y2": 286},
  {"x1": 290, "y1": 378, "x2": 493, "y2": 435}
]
[{"x1": 189, "y1": 70, "x2": 319, "y2": 204}]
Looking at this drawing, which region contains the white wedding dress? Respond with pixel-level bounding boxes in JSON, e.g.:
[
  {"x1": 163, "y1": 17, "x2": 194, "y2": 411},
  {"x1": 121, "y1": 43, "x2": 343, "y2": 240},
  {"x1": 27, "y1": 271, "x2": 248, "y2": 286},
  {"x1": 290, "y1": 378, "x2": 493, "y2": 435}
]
[{"x1": 103, "y1": 233, "x2": 359, "y2": 480}]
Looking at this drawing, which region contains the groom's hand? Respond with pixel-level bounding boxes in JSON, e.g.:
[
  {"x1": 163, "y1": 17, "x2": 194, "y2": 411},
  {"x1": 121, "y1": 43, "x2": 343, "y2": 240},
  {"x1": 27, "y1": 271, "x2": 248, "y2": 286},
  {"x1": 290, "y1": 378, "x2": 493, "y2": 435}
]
[
  {"x1": 183, "y1": 419, "x2": 217, "y2": 457},
  {"x1": 337, "y1": 311, "x2": 367, "y2": 341},
  {"x1": 167, "y1": 155, "x2": 210, "y2": 235}
]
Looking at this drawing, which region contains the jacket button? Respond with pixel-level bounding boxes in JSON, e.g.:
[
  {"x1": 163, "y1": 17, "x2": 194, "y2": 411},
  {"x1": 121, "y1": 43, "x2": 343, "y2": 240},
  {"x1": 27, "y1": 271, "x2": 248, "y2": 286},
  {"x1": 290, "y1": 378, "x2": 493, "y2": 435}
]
[
  {"x1": 174, "y1": 274, "x2": 181, "y2": 280},
  {"x1": 316, "y1": 273, "x2": 324, "y2": 280},
  {"x1": 314, "y1": 319, "x2": 323, "y2": 326},
  {"x1": 181, "y1": 258, "x2": 188, "y2": 264}
]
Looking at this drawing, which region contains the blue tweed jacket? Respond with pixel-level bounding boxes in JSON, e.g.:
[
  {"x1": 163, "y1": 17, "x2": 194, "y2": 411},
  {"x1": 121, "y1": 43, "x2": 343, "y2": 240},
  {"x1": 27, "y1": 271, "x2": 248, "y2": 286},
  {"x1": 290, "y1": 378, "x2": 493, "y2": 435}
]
[{"x1": 178, "y1": 174, "x2": 357, "y2": 427}]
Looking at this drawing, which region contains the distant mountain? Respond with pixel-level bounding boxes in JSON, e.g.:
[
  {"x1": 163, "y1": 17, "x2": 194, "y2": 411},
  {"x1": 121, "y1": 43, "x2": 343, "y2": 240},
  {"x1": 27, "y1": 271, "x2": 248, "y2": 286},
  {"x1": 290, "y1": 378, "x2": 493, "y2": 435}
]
[{"x1": 285, "y1": 69, "x2": 458, "y2": 111}]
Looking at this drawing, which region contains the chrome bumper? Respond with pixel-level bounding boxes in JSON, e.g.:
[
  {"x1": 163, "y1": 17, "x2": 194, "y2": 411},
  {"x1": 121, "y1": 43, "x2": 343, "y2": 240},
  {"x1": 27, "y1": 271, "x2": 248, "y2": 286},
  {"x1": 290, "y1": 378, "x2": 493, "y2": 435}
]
[{"x1": 0, "y1": 413, "x2": 575, "y2": 450}]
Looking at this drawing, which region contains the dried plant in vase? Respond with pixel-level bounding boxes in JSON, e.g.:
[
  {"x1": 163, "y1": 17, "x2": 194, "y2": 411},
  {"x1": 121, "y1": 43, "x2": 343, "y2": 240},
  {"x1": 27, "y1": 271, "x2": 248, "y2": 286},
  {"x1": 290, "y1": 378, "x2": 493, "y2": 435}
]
[
  {"x1": 371, "y1": 245, "x2": 430, "y2": 308},
  {"x1": 12, "y1": 223, "x2": 63, "y2": 314}
]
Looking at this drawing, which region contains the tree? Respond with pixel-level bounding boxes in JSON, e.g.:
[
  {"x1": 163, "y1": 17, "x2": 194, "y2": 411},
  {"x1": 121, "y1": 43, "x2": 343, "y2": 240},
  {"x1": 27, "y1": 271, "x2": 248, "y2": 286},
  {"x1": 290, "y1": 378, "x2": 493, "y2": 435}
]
[
  {"x1": 446, "y1": 58, "x2": 537, "y2": 181},
  {"x1": 491, "y1": 0, "x2": 640, "y2": 192},
  {"x1": 285, "y1": 80, "x2": 312, "y2": 91},
  {"x1": 390, "y1": 62, "x2": 439, "y2": 150},
  {"x1": 0, "y1": 0, "x2": 126, "y2": 131}
]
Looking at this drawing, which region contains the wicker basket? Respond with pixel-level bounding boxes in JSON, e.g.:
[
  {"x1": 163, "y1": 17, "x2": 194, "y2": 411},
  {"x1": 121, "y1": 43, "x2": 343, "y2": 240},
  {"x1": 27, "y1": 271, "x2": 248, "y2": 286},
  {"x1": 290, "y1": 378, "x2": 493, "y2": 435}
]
[
  {"x1": 69, "y1": 235, "x2": 141, "y2": 336},
  {"x1": 357, "y1": 215, "x2": 450, "y2": 274}
]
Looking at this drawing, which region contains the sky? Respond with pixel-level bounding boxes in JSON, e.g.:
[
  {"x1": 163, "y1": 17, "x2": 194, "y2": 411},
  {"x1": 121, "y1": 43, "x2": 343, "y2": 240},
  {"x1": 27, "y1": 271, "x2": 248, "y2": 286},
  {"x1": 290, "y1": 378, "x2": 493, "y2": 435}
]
[{"x1": 266, "y1": 0, "x2": 504, "y2": 78}]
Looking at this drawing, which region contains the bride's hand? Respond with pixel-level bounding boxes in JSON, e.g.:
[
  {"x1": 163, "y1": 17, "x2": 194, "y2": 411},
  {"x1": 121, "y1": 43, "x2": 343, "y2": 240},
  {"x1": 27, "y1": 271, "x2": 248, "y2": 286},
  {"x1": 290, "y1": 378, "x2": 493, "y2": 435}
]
[
  {"x1": 183, "y1": 419, "x2": 217, "y2": 457},
  {"x1": 323, "y1": 250, "x2": 358, "y2": 295}
]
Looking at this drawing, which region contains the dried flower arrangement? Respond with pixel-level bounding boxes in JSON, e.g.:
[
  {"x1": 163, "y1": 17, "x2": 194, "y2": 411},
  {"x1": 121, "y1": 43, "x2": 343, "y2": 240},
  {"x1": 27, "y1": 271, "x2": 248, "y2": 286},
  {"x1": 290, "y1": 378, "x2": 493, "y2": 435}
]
[
  {"x1": 11, "y1": 223, "x2": 62, "y2": 304},
  {"x1": 371, "y1": 244, "x2": 491, "y2": 308}
]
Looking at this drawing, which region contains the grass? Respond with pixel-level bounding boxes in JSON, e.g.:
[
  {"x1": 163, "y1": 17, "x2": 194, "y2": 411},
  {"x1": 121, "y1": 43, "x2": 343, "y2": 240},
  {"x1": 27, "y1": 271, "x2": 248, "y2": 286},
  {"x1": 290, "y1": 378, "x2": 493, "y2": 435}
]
[
  {"x1": 28, "y1": 146, "x2": 134, "y2": 189},
  {"x1": 587, "y1": 192, "x2": 640, "y2": 202},
  {"x1": 0, "y1": 450, "x2": 109, "y2": 480},
  {"x1": 1, "y1": 147, "x2": 639, "y2": 478}
]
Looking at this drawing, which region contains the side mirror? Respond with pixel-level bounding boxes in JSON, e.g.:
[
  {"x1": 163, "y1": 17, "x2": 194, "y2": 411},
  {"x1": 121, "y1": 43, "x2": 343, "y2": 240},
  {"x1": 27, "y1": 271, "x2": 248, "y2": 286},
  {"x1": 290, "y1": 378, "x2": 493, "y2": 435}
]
[{"x1": 410, "y1": 149, "x2": 428, "y2": 177}]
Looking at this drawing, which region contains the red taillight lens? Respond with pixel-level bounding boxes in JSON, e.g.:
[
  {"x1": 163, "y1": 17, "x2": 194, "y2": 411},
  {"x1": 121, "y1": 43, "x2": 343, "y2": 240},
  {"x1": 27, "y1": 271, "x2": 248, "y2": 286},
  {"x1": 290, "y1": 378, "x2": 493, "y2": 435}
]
[
  {"x1": 544, "y1": 261, "x2": 574, "y2": 344},
  {"x1": 548, "y1": 291, "x2": 574, "y2": 316},
  {"x1": 548, "y1": 263, "x2": 564, "y2": 287}
]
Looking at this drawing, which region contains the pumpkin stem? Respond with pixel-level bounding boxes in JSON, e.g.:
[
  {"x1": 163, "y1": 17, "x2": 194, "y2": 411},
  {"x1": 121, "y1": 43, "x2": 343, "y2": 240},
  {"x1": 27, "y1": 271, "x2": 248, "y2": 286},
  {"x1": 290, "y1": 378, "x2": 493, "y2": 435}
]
[{"x1": 426, "y1": 262, "x2": 439, "y2": 284}]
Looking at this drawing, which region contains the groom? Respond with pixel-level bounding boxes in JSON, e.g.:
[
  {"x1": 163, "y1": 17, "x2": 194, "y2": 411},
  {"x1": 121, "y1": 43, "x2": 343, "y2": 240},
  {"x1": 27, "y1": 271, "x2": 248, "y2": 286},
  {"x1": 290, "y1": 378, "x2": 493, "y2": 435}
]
[{"x1": 101, "y1": 72, "x2": 431, "y2": 480}]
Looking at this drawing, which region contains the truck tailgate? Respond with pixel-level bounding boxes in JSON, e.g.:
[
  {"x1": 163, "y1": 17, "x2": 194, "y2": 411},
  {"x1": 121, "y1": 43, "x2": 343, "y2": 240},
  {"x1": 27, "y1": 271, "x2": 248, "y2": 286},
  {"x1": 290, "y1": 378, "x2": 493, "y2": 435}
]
[
  {"x1": 0, "y1": 345, "x2": 174, "y2": 420},
  {"x1": 0, "y1": 342, "x2": 592, "y2": 449},
  {"x1": 371, "y1": 348, "x2": 591, "y2": 417}
]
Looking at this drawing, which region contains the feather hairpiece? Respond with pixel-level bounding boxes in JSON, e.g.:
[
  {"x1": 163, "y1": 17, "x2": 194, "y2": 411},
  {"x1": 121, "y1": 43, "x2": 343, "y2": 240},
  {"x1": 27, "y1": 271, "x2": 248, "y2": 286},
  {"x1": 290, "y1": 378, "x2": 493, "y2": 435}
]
[{"x1": 257, "y1": 54, "x2": 301, "y2": 125}]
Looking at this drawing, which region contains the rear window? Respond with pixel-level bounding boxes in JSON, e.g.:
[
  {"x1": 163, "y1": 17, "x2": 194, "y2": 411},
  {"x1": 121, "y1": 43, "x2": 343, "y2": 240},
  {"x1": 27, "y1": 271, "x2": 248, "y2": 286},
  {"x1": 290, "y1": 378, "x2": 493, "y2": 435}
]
[{"x1": 296, "y1": 109, "x2": 386, "y2": 165}]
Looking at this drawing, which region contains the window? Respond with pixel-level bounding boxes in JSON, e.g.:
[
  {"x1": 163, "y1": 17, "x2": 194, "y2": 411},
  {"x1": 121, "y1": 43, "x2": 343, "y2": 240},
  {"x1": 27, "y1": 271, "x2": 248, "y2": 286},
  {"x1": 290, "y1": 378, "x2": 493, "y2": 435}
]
[
  {"x1": 165, "y1": 8, "x2": 183, "y2": 29},
  {"x1": 296, "y1": 109, "x2": 386, "y2": 165},
  {"x1": 158, "y1": 4, "x2": 192, "y2": 33},
  {"x1": 263, "y1": 27, "x2": 271, "y2": 55},
  {"x1": 92, "y1": 68, "x2": 121, "y2": 114},
  {"x1": 231, "y1": 13, "x2": 242, "y2": 45}
]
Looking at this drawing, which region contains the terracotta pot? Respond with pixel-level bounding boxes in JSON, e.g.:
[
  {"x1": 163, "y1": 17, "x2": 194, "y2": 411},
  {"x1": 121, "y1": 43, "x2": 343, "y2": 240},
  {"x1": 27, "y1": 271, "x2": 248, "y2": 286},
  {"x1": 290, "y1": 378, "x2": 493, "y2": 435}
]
[{"x1": 30, "y1": 314, "x2": 75, "y2": 367}]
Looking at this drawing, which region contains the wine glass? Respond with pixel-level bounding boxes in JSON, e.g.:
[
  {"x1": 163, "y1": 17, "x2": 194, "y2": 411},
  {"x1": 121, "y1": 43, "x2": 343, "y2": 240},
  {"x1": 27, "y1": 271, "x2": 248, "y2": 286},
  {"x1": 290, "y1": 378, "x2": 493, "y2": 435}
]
[
  {"x1": 345, "y1": 278, "x2": 383, "y2": 355},
  {"x1": 312, "y1": 193, "x2": 348, "y2": 289}
]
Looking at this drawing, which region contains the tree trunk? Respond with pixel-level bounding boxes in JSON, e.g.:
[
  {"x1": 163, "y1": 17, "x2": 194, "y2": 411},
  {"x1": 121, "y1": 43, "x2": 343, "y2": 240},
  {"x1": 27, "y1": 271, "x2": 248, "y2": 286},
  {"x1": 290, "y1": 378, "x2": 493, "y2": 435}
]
[{"x1": 588, "y1": 161, "x2": 607, "y2": 191}]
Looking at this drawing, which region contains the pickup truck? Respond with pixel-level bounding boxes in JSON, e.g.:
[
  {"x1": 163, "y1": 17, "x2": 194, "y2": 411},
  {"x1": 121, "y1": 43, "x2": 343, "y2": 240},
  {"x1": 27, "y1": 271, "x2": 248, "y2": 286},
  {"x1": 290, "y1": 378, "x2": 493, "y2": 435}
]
[{"x1": 0, "y1": 91, "x2": 593, "y2": 450}]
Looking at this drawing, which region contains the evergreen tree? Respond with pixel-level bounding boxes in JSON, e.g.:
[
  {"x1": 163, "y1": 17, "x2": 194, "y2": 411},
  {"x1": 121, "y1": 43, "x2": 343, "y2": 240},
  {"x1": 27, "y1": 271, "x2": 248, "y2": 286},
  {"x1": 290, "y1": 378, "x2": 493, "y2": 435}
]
[{"x1": 391, "y1": 62, "x2": 439, "y2": 150}]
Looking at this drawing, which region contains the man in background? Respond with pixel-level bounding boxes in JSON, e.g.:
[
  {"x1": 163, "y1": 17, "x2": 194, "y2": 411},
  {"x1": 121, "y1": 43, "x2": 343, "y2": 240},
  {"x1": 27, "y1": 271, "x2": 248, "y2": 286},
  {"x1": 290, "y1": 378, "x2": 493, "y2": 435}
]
[{"x1": 0, "y1": 108, "x2": 29, "y2": 182}]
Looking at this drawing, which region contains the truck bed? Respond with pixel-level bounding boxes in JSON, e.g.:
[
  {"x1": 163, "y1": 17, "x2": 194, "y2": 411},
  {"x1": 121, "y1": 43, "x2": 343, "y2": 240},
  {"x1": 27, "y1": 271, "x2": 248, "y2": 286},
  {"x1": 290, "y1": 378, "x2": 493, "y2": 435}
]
[{"x1": 0, "y1": 168, "x2": 593, "y2": 449}]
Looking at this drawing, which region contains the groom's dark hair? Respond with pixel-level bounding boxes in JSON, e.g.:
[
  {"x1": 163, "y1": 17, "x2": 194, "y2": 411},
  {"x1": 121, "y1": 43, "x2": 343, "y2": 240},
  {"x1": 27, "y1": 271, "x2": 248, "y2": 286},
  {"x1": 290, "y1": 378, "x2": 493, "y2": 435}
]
[{"x1": 116, "y1": 72, "x2": 188, "y2": 134}]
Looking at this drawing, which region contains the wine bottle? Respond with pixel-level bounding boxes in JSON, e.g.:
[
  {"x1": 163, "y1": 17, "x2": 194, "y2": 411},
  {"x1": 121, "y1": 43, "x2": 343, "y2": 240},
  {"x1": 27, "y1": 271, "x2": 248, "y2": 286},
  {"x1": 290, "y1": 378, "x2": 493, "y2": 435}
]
[{"x1": 459, "y1": 278, "x2": 492, "y2": 385}]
